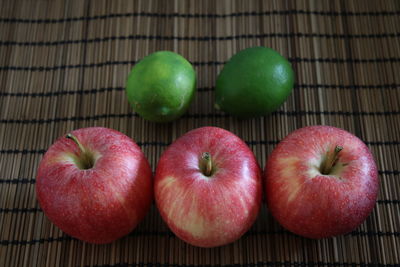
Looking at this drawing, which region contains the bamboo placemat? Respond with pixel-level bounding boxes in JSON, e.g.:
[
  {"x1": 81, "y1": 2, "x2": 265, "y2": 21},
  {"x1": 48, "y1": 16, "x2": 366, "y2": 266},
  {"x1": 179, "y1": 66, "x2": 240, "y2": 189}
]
[{"x1": 0, "y1": 0, "x2": 399, "y2": 266}]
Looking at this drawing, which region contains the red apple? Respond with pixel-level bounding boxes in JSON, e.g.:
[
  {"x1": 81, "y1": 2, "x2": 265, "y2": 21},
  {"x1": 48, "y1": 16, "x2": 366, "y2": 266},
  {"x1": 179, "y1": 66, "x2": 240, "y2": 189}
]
[
  {"x1": 155, "y1": 127, "x2": 262, "y2": 247},
  {"x1": 265, "y1": 125, "x2": 379, "y2": 239},
  {"x1": 36, "y1": 127, "x2": 153, "y2": 244}
]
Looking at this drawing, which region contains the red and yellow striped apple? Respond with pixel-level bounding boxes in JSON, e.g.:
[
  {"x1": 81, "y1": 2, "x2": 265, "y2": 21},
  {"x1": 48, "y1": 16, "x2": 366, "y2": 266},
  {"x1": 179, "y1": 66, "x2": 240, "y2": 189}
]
[
  {"x1": 155, "y1": 127, "x2": 262, "y2": 247},
  {"x1": 265, "y1": 126, "x2": 379, "y2": 238},
  {"x1": 36, "y1": 127, "x2": 153, "y2": 244}
]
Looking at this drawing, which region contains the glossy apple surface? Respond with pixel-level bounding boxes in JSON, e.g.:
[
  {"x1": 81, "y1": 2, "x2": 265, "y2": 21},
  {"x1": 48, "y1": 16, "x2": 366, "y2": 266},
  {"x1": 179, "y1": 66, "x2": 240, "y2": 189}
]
[
  {"x1": 36, "y1": 127, "x2": 153, "y2": 244},
  {"x1": 155, "y1": 127, "x2": 262, "y2": 247},
  {"x1": 265, "y1": 125, "x2": 379, "y2": 238}
]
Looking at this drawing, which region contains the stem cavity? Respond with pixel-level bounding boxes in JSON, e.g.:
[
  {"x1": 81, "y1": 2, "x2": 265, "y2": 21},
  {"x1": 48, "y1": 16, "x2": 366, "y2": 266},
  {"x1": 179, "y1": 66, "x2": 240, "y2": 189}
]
[
  {"x1": 66, "y1": 133, "x2": 95, "y2": 170},
  {"x1": 320, "y1": 145, "x2": 343, "y2": 175}
]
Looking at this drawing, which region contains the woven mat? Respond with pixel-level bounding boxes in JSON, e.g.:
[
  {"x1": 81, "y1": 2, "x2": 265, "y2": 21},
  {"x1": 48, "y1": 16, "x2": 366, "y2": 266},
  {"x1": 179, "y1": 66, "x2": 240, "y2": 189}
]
[{"x1": 1, "y1": 0, "x2": 399, "y2": 266}]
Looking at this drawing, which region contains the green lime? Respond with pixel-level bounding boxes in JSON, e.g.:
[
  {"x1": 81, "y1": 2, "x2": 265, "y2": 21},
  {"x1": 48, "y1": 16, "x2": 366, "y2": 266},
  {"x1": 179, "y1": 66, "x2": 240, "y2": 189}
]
[
  {"x1": 126, "y1": 51, "x2": 196, "y2": 122},
  {"x1": 215, "y1": 46, "x2": 294, "y2": 118}
]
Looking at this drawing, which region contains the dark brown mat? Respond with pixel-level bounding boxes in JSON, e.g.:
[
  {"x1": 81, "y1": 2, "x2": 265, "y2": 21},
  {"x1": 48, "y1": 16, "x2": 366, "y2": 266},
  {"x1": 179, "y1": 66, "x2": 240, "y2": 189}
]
[{"x1": 0, "y1": 0, "x2": 399, "y2": 266}]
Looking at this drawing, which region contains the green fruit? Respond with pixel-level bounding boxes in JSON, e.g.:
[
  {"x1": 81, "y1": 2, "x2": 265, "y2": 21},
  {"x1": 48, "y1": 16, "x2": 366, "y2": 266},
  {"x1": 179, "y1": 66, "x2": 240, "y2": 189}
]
[
  {"x1": 215, "y1": 46, "x2": 294, "y2": 118},
  {"x1": 126, "y1": 51, "x2": 196, "y2": 122}
]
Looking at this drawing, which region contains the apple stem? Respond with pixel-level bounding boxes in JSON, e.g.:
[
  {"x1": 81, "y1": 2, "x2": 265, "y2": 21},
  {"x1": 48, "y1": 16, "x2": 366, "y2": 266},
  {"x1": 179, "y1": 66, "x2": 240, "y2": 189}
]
[
  {"x1": 321, "y1": 145, "x2": 343, "y2": 175},
  {"x1": 66, "y1": 133, "x2": 86, "y2": 153},
  {"x1": 201, "y1": 152, "x2": 213, "y2": 177},
  {"x1": 66, "y1": 133, "x2": 94, "y2": 170}
]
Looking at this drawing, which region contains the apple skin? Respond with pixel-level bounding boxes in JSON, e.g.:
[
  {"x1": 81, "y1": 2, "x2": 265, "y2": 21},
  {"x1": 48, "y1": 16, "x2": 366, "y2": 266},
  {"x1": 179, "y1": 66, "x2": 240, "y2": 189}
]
[
  {"x1": 155, "y1": 127, "x2": 262, "y2": 248},
  {"x1": 36, "y1": 127, "x2": 153, "y2": 244},
  {"x1": 265, "y1": 125, "x2": 379, "y2": 239}
]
